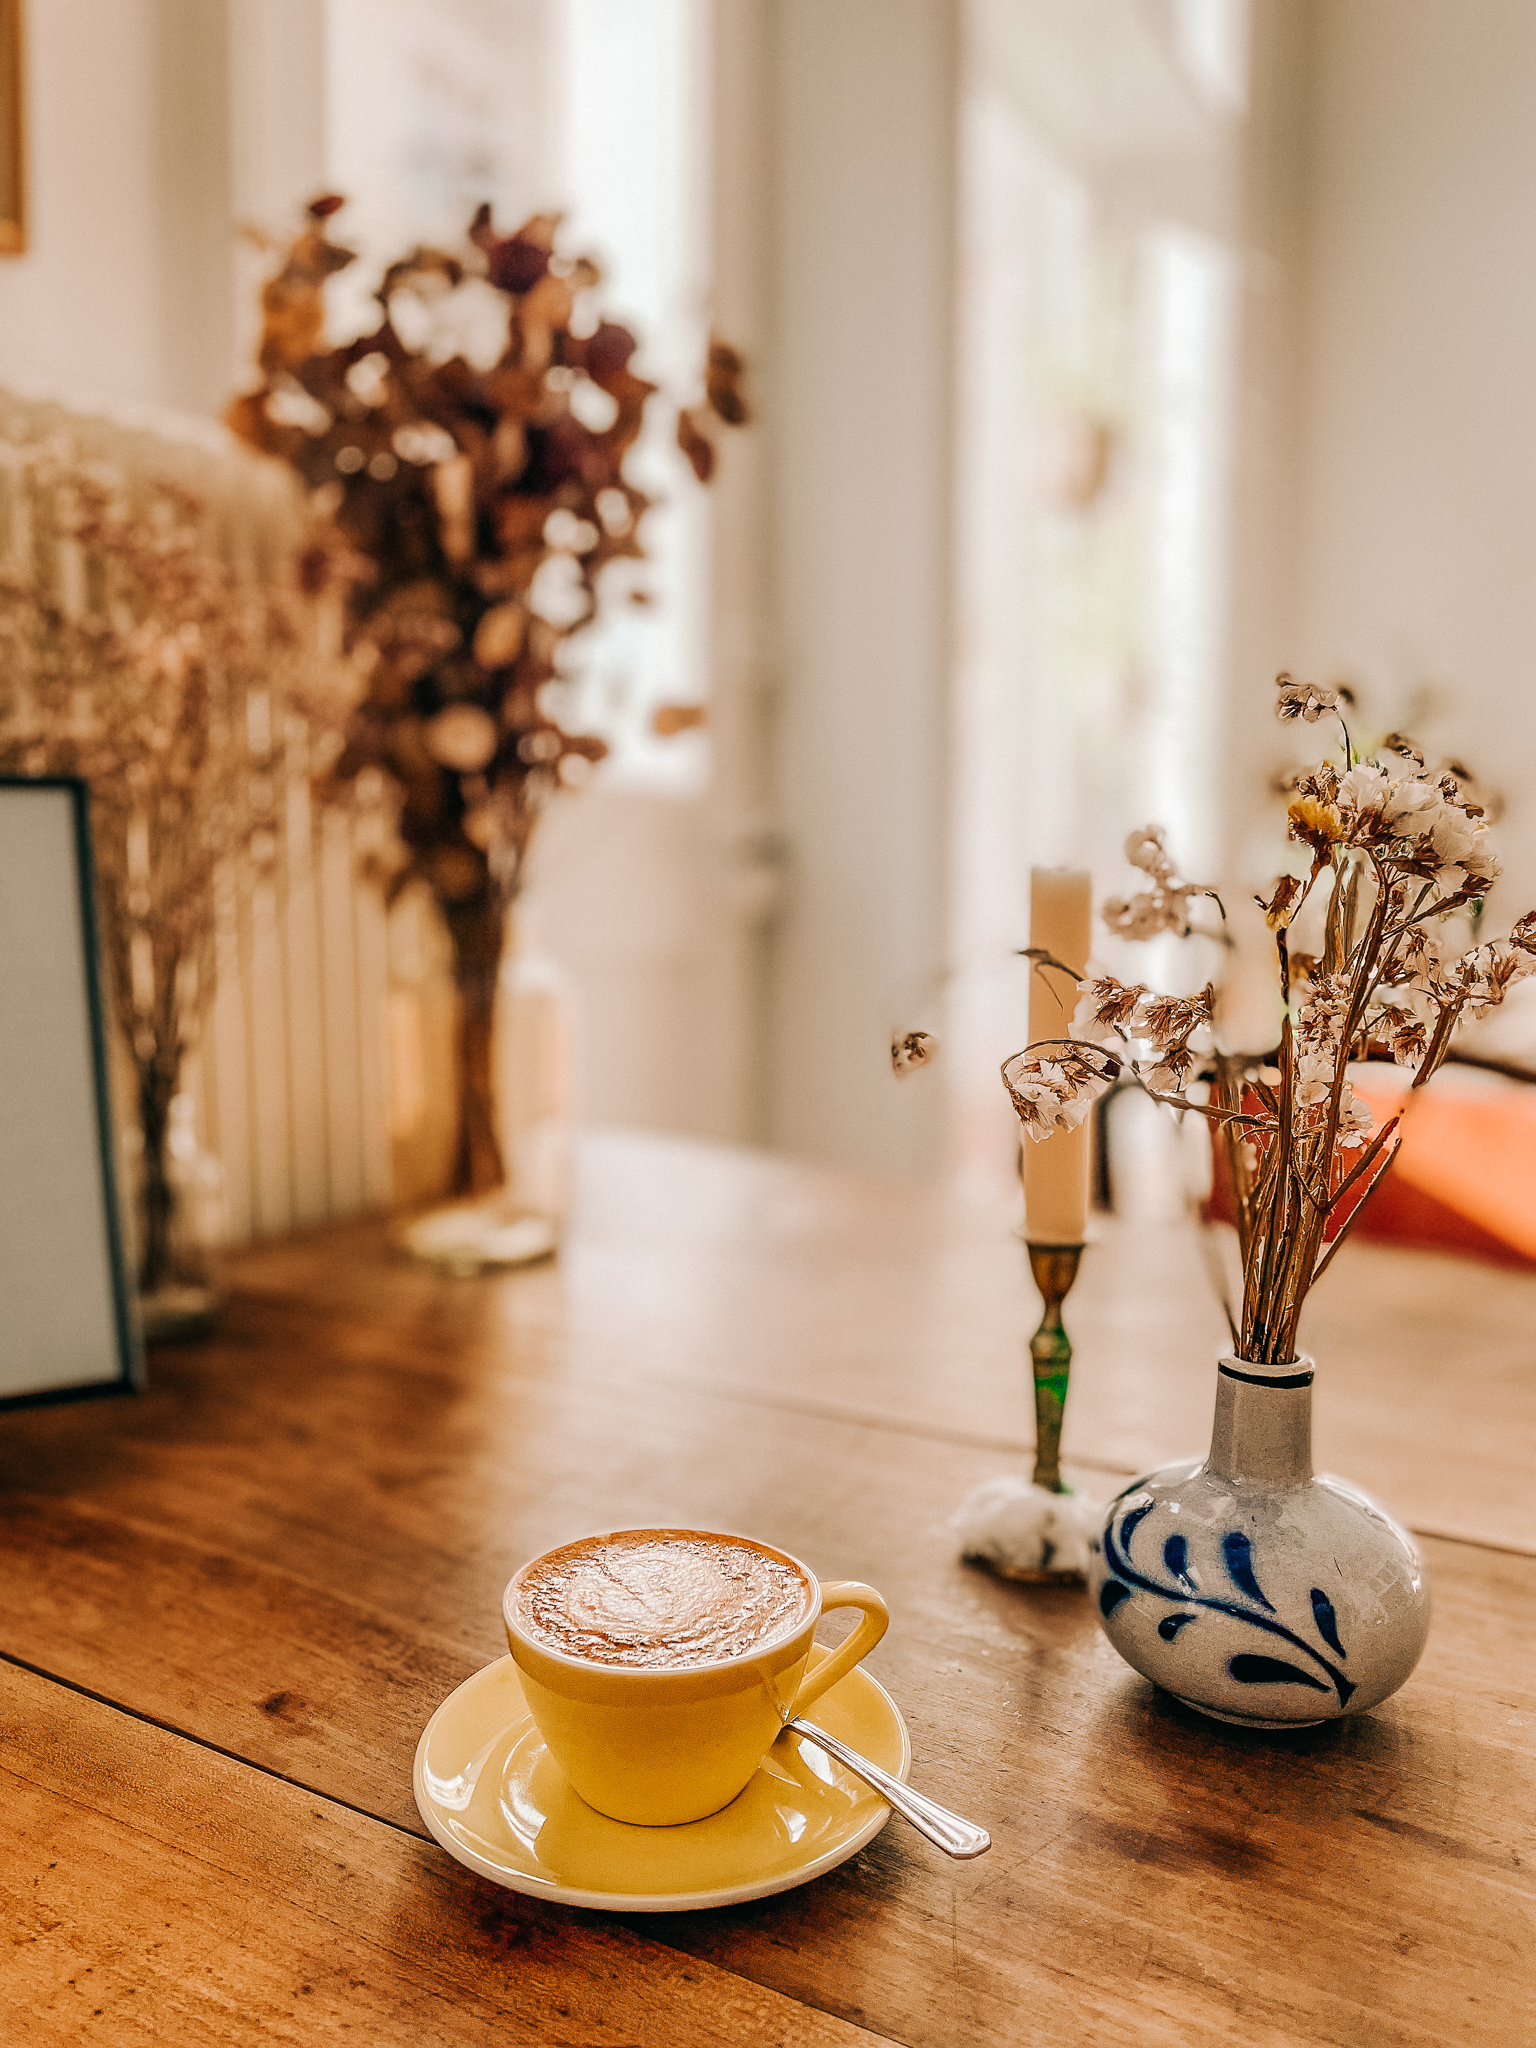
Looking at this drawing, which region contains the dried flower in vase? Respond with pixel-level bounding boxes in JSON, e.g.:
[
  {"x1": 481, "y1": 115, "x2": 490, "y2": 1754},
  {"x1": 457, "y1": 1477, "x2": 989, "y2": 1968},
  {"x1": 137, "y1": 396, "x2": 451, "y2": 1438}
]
[
  {"x1": 228, "y1": 197, "x2": 747, "y2": 1198},
  {"x1": 0, "y1": 442, "x2": 322, "y2": 1307},
  {"x1": 1004, "y1": 674, "x2": 1536, "y2": 1364}
]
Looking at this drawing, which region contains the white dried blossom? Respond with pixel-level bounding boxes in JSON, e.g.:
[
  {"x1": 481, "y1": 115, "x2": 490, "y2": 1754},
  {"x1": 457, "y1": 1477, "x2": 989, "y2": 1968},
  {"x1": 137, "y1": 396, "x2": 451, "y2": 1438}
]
[
  {"x1": 1398, "y1": 921, "x2": 1455, "y2": 997},
  {"x1": 1292, "y1": 1046, "x2": 1337, "y2": 1111},
  {"x1": 1379, "y1": 774, "x2": 1441, "y2": 831},
  {"x1": 1074, "y1": 974, "x2": 1148, "y2": 1037},
  {"x1": 1309, "y1": 754, "x2": 1503, "y2": 893},
  {"x1": 891, "y1": 1029, "x2": 939, "y2": 1078},
  {"x1": 1102, "y1": 890, "x2": 1186, "y2": 940},
  {"x1": 1020, "y1": 1065, "x2": 1095, "y2": 1132},
  {"x1": 1296, "y1": 972, "x2": 1350, "y2": 1052},
  {"x1": 1459, "y1": 836, "x2": 1502, "y2": 889},
  {"x1": 1336, "y1": 1082, "x2": 1373, "y2": 1149},
  {"x1": 1076, "y1": 976, "x2": 1213, "y2": 1053},
  {"x1": 1288, "y1": 968, "x2": 1370, "y2": 1130},
  {"x1": 1336, "y1": 761, "x2": 1390, "y2": 812},
  {"x1": 1002, "y1": 1048, "x2": 1114, "y2": 1139},
  {"x1": 1276, "y1": 675, "x2": 1340, "y2": 723},
  {"x1": 1427, "y1": 804, "x2": 1483, "y2": 884},
  {"x1": 1144, "y1": 1051, "x2": 1196, "y2": 1095},
  {"x1": 1380, "y1": 773, "x2": 1496, "y2": 887},
  {"x1": 1138, "y1": 988, "x2": 1216, "y2": 1052},
  {"x1": 1124, "y1": 825, "x2": 1175, "y2": 879},
  {"x1": 1102, "y1": 826, "x2": 1216, "y2": 940},
  {"x1": 1073, "y1": 976, "x2": 1211, "y2": 1100},
  {"x1": 1457, "y1": 939, "x2": 1536, "y2": 1017}
]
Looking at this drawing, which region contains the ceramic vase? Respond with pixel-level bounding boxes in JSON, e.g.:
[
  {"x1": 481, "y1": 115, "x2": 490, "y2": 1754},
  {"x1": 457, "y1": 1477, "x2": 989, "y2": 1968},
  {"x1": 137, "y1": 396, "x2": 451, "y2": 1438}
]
[
  {"x1": 395, "y1": 913, "x2": 573, "y2": 1273},
  {"x1": 1088, "y1": 1353, "x2": 1430, "y2": 1727},
  {"x1": 492, "y1": 928, "x2": 574, "y2": 1234}
]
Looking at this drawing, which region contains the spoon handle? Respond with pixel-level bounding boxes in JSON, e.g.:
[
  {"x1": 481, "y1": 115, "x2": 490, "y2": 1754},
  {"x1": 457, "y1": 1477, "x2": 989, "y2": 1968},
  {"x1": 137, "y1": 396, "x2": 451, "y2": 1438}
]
[{"x1": 785, "y1": 1717, "x2": 992, "y2": 1860}]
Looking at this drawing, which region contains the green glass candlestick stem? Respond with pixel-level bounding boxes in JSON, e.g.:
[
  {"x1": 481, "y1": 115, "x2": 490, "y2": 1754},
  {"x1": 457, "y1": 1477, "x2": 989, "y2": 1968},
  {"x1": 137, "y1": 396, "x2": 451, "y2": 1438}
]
[{"x1": 1025, "y1": 1242, "x2": 1085, "y2": 1493}]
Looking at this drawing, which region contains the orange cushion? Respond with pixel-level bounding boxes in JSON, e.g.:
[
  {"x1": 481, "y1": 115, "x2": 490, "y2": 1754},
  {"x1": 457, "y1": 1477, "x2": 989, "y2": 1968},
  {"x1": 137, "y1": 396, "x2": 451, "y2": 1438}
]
[
  {"x1": 1205, "y1": 1078, "x2": 1536, "y2": 1270},
  {"x1": 1351, "y1": 1079, "x2": 1536, "y2": 1263}
]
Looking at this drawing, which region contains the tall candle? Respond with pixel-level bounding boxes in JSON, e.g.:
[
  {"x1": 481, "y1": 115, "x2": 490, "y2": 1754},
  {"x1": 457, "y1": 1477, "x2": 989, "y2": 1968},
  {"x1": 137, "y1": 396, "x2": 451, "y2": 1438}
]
[{"x1": 1023, "y1": 866, "x2": 1093, "y2": 1244}]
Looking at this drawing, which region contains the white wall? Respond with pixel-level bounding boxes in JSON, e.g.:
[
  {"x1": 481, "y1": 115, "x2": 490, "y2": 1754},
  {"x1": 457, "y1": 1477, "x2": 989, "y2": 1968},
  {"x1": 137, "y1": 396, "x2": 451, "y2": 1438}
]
[
  {"x1": 764, "y1": 0, "x2": 957, "y2": 1180},
  {"x1": 520, "y1": 0, "x2": 777, "y2": 1152},
  {"x1": 0, "y1": 0, "x2": 241, "y2": 415},
  {"x1": 1289, "y1": 0, "x2": 1536, "y2": 911},
  {"x1": 0, "y1": 0, "x2": 965, "y2": 1186},
  {"x1": 229, "y1": 0, "x2": 328, "y2": 383},
  {"x1": 0, "y1": 0, "x2": 165, "y2": 405},
  {"x1": 949, "y1": 0, "x2": 1255, "y2": 1184}
]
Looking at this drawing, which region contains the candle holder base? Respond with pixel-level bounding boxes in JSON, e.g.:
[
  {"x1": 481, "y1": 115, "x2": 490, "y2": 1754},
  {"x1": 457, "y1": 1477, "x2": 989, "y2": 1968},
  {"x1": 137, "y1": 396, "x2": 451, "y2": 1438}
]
[
  {"x1": 395, "y1": 1197, "x2": 559, "y2": 1274},
  {"x1": 953, "y1": 1474, "x2": 1102, "y2": 1584}
]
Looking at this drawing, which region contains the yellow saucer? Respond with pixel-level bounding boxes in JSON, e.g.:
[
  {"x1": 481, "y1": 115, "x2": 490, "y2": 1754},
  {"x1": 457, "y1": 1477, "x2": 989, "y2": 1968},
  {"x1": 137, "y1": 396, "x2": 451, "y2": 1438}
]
[{"x1": 413, "y1": 1648, "x2": 911, "y2": 1912}]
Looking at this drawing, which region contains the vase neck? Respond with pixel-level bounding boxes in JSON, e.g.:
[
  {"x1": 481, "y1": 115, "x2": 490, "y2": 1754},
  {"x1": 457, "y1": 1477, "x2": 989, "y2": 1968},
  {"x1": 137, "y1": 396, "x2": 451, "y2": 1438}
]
[{"x1": 1206, "y1": 1354, "x2": 1314, "y2": 1487}]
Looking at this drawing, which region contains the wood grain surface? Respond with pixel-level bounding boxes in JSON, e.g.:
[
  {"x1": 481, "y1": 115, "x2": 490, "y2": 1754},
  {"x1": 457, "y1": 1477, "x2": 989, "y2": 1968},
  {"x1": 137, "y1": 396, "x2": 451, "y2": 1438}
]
[
  {"x1": 0, "y1": 1663, "x2": 892, "y2": 2047},
  {"x1": 1, "y1": 1132, "x2": 1532, "y2": 2046}
]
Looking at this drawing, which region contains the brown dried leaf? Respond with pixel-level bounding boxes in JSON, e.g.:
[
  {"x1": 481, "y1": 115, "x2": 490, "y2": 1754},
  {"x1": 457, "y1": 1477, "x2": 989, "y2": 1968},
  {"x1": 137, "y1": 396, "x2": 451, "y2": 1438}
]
[
  {"x1": 226, "y1": 195, "x2": 747, "y2": 931},
  {"x1": 472, "y1": 602, "x2": 526, "y2": 670},
  {"x1": 1258, "y1": 874, "x2": 1302, "y2": 930},
  {"x1": 653, "y1": 702, "x2": 706, "y2": 737},
  {"x1": 585, "y1": 322, "x2": 638, "y2": 388},
  {"x1": 706, "y1": 338, "x2": 750, "y2": 426},
  {"x1": 424, "y1": 843, "x2": 486, "y2": 904},
  {"x1": 676, "y1": 409, "x2": 714, "y2": 483}
]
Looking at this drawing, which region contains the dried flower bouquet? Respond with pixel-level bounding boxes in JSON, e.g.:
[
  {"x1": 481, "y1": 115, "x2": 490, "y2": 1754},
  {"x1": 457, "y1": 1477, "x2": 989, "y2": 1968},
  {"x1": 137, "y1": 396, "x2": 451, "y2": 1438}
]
[
  {"x1": 1004, "y1": 675, "x2": 1536, "y2": 1365},
  {"x1": 229, "y1": 198, "x2": 745, "y2": 1197},
  {"x1": 0, "y1": 444, "x2": 316, "y2": 1303}
]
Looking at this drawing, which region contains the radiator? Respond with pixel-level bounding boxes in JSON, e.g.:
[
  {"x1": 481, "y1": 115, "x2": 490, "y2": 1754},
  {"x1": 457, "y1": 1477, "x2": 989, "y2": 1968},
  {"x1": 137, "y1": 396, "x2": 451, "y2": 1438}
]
[{"x1": 0, "y1": 388, "x2": 393, "y2": 1243}]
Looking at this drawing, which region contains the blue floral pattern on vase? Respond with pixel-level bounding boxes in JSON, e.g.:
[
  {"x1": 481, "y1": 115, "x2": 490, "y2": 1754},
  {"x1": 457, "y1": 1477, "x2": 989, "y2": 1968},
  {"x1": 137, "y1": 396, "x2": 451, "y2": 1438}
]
[
  {"x1": 1098, "y1": 1494, "x2": 1357, "y2": 1708},
  {"x1": 1089, "y1": 1356, "x2": 1430, "y2": 1726}
]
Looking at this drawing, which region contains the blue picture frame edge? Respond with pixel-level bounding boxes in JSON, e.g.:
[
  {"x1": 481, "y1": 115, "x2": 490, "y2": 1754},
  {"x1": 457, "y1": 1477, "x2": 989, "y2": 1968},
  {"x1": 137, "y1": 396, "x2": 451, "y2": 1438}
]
[{"x1": 0, "y1": 774, "x2": 144, "y2": 1410}]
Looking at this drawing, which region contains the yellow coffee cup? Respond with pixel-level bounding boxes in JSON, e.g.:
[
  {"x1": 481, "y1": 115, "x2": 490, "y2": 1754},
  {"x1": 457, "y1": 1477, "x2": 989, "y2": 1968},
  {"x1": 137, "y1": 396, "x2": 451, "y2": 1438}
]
[{"x1": 503, "y1": 1527, "x2": 889, "y2": 1826}]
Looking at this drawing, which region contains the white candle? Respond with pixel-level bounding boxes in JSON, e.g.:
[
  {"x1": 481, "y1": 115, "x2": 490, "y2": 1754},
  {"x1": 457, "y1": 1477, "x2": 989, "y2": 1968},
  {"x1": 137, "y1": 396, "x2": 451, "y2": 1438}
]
[{"x1": 1023, "y1": 866, "x2": 1093, "y2": 1244}]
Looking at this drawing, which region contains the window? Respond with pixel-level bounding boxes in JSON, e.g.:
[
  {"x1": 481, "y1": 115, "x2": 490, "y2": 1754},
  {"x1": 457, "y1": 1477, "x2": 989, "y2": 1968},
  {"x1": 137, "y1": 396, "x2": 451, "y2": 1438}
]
[{"x1": 323, "y1": 0, "x2": 710, "y2": 790}]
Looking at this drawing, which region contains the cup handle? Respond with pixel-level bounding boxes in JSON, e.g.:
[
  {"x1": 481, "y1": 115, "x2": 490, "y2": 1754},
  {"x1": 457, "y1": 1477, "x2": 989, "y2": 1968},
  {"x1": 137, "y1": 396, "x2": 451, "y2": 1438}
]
[{"x1": 788, "y1": 1581, "x2": 889, "y2": 1718}]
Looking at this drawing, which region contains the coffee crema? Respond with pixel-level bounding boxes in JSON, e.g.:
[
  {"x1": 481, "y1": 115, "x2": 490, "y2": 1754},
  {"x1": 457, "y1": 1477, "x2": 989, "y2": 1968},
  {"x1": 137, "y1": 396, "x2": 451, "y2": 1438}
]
[{"x1": 512, "y1": 1529, "x2": 813, "y2": 1670}]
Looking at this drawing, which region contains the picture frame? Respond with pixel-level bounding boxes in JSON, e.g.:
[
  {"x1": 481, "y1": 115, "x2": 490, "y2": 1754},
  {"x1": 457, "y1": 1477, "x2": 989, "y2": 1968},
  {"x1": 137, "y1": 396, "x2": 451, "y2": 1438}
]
[
  {"x1": 0, "y1": 777, "x2": 141, "y2": 1409},
  {"x1": 0, "y1": 0, "x2": 23, "y2": 256}
]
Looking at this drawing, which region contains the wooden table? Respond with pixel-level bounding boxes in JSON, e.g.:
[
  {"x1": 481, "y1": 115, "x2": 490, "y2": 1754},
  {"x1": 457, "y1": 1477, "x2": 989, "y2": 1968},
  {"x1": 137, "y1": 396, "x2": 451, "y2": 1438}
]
[{"x1": 2, "y1": 1133, "x2": 1532, "y2": 2046}]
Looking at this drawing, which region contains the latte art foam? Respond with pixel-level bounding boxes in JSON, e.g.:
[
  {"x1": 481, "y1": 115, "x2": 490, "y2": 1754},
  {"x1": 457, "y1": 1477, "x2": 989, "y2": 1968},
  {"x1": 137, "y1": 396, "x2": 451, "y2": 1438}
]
[{"x1": 514, "y1": 1530, "x2": 813, "y2": 1670}]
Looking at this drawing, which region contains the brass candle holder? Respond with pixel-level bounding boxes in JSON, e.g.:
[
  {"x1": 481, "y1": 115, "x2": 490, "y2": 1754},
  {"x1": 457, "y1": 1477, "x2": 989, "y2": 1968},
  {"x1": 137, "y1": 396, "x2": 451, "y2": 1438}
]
[
  {"x1": 953, "y1": 1237, "x2": 1093, "y2": 1587},
  {"x1": 1025, "y1": 1241, "x2": 1084, "y2": 1494},
  {"x1": 975, "y1": 1239, "x2": 1085, "y2": 1586}
]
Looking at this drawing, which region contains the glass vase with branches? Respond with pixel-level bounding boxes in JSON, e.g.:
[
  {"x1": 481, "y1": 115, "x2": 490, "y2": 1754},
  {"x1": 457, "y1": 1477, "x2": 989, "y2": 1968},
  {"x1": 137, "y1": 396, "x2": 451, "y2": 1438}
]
[{"x1": 0, "y1": 442, "x2": 320, "y2": 1325}]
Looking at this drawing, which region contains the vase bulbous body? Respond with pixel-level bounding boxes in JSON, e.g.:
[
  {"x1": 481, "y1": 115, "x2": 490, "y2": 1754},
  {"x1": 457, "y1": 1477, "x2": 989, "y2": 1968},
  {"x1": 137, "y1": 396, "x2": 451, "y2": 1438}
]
[{"x1": 1088, "y1": 1353, "x2": 1430, "y2": 1727}]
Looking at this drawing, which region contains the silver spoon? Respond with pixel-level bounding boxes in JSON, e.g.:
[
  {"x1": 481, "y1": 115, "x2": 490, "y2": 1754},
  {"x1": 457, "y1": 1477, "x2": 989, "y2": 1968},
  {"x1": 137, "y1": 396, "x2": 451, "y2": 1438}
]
[{"x1": 786, "y1": 1717, "x2": 992, "y2": 1859}]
